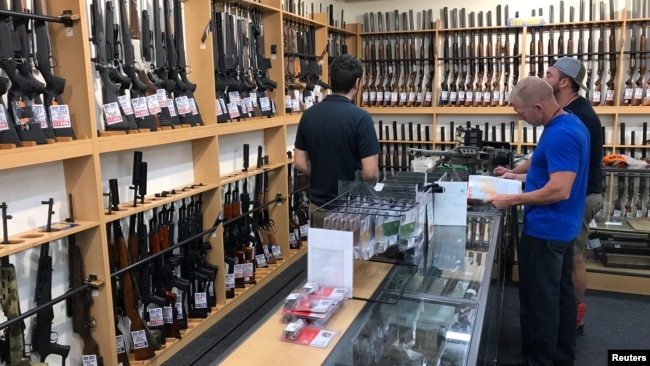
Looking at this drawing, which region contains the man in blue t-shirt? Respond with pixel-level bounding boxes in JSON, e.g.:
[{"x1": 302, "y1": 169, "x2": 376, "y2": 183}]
[
  {"x1": 294, "y1": 54, "x2": 380, "y2": 210},
  {"x1": 486, "y1": 77, "x2": 590, "y2": 366}
]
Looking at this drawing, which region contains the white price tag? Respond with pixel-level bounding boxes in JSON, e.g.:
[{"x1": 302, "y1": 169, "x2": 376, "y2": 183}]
[
  {"x1": 234, "y1": 264, "x2": 244, "y2": 278},
  {"x1": 457, "y1": 91, "x2": 465, "y2": 102},
  {"x1": 425, "y1": 91, "x2": 432, "y2": 102},
  {"x1": 240, "y1": 98, "x2": 249, "y2": 114},
  {"x1": 440, "y1": 90, "x2": 449, "y2": 101},
  {"x1": 624, "y1": 88, "x2": 634, "y2": 100},
  {"x1": 474, "y1": 92, "x2": 482, "y2": 102},
  {"x1": 449, "y1": 91, "x2": 457, "y2": 103},
  {"x1": 483, "y1": 91, "x2": 491, "y2": 103},
  {"x1": 132, "y1": 97, "x2": 150, "y2": 118},
  {"x1": 293, "y1": 89, "x2": 300, "y2": 99},
  {"x1": 32, "y1": 104, "x2": 48, "y2": 128},
  {"x1": 399, "y1": 92, "x2": 408, "y2": 102},
  {"x1": 299, "y1": 224, "x2": 309, "y2": 238},
  {"x1": 0, "y1": 105, "x2": 8, "y2": 131},
  {"x1": 304, "y1": 96, "x2": 314, "y2": 109},
  {"x1": 492, "y1": 91, "x2": 501, "y2": 102},
  {"x1": 189, "y1": 97, "x2": 199, "y2": 115},
  {"x1": 194, "y1": 292, "x2": 208, "y2": 309},
  {"x1": 592, "y1": 89, "x2": 601, "y2": 103},
  {"x1": 391, "y1": 91, "x2": 399, "y2": 102},
  {"x1": 228, "y1": 91, "x2": 241, "y2": 104},
  {"x1": 313, "y1": 85, "x2": 321, "y2": 96},
  {"x1": 255, "y1": 253, "x2": 268, "y2": 267},
  {"x1": 376, "y1": 91, "x2": 383, "y2": 103},
  {"x1": 634, "y1": 88, "x2": 644, "y2": 100},
  {"x1": 260, "y1": 97, "x2": 271, "y2": 112},
  {"x1": 131, "y1": 329, "x2": 149, "y2": 349},
  {"x1": 244, "y1": 263, "x2": 254, "y2": 277},
  {"x1": 50, "y1": 105, "x2": 72, "y2": 129},
  {"x1": 175, "y1": 96, "x2": 191, "y2": 115},
  {"x1": 156, "y1": 89, "x2": 167, "y2": 104},
  {"x1": 174, "y1": 293, "x2": 184, "y2": 319},
  {"x1": 103, "y1": 102, "x2": 123, "y2": 125},
  {"x1": 227, "y1": 102, "x2": 240, "y2": 118},
  {"x1": 82, "y1": 355, "x2": 99, "y2": 366},
  {"x1": 285, "y1": 95, "x2": 293, "y2": 108},
  {"x1": 362, "y1": 92, "x2": 369, "y2": 102},
  {"x1": 272, "y1": 245, "x2": 282, "y2": 259},
  {"x1": 146, "y1": 95, "x2": 162, "y2": 114},
  {"x1": 408, "y1": 91, "x2": 416, "y2": 102},
  {"x1": 148, "y1": 307, "x2": 164, "y2": 326},
  {"x1": 225, "y1": 273, "x2": 235, "y2": 288},
  {"x1": 504, "y1": 91, "x2": 510, "y2": 104},
  {"x1": 291, "y1": 99, "x2": 301, "y2": 112},
  {"x1": 606, "y1": 89, "x2": 614, "y2": 101},
  {"x1": 384, "y1": 91, "x2": 391, "y2": 102},
  {"x1": 117, "y1": 95, "x2": 134, "y2": 115},
  {"x1": 466, "y1": 91, "x2": 474, "y2": 101},
  {"x1": 163, "y1": 306, "x2": 174, "y2": 324},
  {"x1": 167, "y1": 99, "x2": 177, "y2": 116},
  {"x1": 115, "y1": 335, "x2": 126, "y2": 355}
]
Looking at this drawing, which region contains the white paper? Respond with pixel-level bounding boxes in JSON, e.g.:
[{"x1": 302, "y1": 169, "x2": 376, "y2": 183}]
[
  {"x1": 467, "y1": 175, "x2": 522, "y2": 200},
  {"x1": 307, "y1": 228, "x2": 353, "y2": 298},
  {"x1": 433, "y1": 182, "x2": 468, "y2": 226}
]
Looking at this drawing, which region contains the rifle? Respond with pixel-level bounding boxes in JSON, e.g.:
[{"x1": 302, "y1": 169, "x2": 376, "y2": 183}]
[
  {"x1": 465, "y1": 12, "x2": 475, "y2": 107},
  {"x1": 398, "y1": 12, "x2": 409, "y2": 107},
  {"x1": 502, "y1": 26, "x2": 510, "y2": 106},
  {"x1": 129, "y1": 0, "x2": 140, "y2": 39},
  {"x1": 383, "y1": 12, "x2": 393, "y2": 107},
  {"x1": 375, "y1": 15, "x2": 385, "y2": 107},
  {"x1": 392, "y1": 121, "x2": 399, "y2": 173},
  {"x1": 423, "y1": 9, "x2": 434, "y2": 107},
  {"x1": 361, "y1": 13, "x2": 370, "y2": 106},
  {"x1": 117, "y1": 0, "x2": 158, "y2": 131},
  {"x1": 250, "y1": 9, "x2": 277, "y2": 117},
  {"x1": 401, "y1": 124, "x2": 407, "y2": 170},
  {"x1": 592, "y1": 4, "x2": 605, "y2": 106},
  {"x1": 637, "y1": 20, "x2": 647, "y2": 106},
  {"x1": 473, "y1": 12, "x2": 484, "y2": 107},
  {"x1": 548, "y1": 6, "x2": 555, "y2": 71},
  {"x1": 558, "y1": 3, "x2": 565, "y2": 57},
  {"x1": 368, "y1": 13, "x2": 377, "y2": 106},
  {"x1": 537, "y1": 9, "x2": 544, "y2": 78},
  {"x1": 173, "y1": 0, "x2": 203, "y2": 125},
  {"x1": 407, "y1": 10, "x2": 417, "y2": 107},
  {"x1": 625, "y1": 21, "x2": 638, "y2": 106},
  {"x1": 439, "y1": 7, "x2": 450, "y2": 106},
  {"x1": 0, "y1": 1, "x2": 49, "y2": 144},
  {"x1": 456, "y1": 9, "x2": 467, "y2": 107},
  {"x1": 483, "y1": 12, "x2": 494, "y2": 107},
  {"x1": 637, "y1": 175, "x2": 648, "y2": 217},
  {"x1": 492, "y1": 23, "x2": 503, "y2": 107},
  {"x1": 33, "y1": 0, "x2": 76, "y2": 139},
  {"x1": 90, "y1": 0, "x2": 136, "y2": 132},
  {"x1": 31, "y1": 198, "x2": 71, "y2": 364},
  {"x1": 511, "y1": 11, "x2": 520, "y2": 94},
  {"x1": 385, "y1": 126, "x2": 392, "y2": 175},
  {"x1": 449, "y1": 9, "x2": 459, "y2": 106},
  {"x1": 604, "y1": 2, "x2": 616, "y2": 106},
  {"x1": 415, "y1": 11, "x2": 426, "y2": 107}
]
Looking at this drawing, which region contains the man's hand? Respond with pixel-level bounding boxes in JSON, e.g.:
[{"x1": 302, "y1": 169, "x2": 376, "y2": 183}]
[
  {"x1": 493, "y1": 166, "x2": 511, "y2": 176},
  {"x1": 484, "y1": 194, "x2": 517, "y2": 210}
]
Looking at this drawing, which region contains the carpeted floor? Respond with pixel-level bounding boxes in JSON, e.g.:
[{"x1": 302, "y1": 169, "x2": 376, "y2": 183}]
[{"x1": 497, "y1": 281, "x2": 650, "y2": 366}]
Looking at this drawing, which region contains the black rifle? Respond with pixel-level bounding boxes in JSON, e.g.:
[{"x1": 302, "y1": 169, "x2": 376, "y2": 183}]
[
  {"x1": 33, "y1": 0, "x2": 76, "y2": 139},
  {"x1": 31, "y1": 198, "x2": 71, "y2": 364},
  {"x1": 0, "y1": 0, "x2": 48, "y2": 143},
  {"x1": 250, "y1": 9, "x2": 277, "y2": 117},
  {"x1": 439, "y1": 7, "x2": 450, "y2": 106},
  {"x1": 174, "y1": 0, "x2": 203, "y2": 125},
  {"x1": 91, "y1": 0, "x2": 136, "y2": 132},
  {"x1": 117, "y1": 0, "x2": 157, "y2": 131}
]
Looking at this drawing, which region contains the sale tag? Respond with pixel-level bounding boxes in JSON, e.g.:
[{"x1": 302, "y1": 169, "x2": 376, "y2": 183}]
[
  {"x1": 103, "y1": 102, "x2": 123, "y2": 125},
  {"x1": 117, "y1": 95, "x2": 134, "y2": 115},
  {"x1": 50, "y1": 105, "x2": 72, "y2": 129},
  {"x1": 0, "y1": 105, "x2": 8, "y2": 131},
  {"x1": 132, "y1": 97, "x2": 150, "y2": 118},
  {"x1": 32, "y1": 104, "x2": 48, "y2": 128},
  {"x1": 175, "y1": 96, "x2": 191, "y2": 115},
  {"x1": 146, "y1": 95, "x2": 162, "y2": 114}
]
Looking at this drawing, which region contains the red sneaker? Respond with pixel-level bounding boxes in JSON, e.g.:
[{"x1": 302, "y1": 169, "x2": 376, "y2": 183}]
[{"x1": 577, "y1": 302, "x2": 587, "y2": 335}]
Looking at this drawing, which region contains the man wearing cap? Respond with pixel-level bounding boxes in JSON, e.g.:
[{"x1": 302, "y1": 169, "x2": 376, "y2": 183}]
[
  {"x1": 487, "y1": 76, "x2": 590, "y2": 366},
  {"x1": 495, "y1": 57, "x2": 603, "y2": 336}
]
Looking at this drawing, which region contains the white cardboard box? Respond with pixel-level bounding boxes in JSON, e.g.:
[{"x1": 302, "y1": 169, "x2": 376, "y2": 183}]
[{"x1": 467, "y1": 175, "x2": 523, "y2": 200}]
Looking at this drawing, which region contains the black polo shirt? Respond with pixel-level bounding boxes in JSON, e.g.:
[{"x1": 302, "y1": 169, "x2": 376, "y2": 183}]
[
  {"x1": 295, "y1": 94, "x2": 380, "y2": 207},
  {"x1": 565, "y1": 96, "x2": 603, "y2": 195}
]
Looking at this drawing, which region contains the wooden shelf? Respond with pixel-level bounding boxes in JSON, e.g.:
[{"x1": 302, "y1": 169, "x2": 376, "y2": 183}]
[
  {"x1": 364, "y1": 106, "x2": 435, "y2": 115},
  {"x1": 0, "y1": 221, "x2": 99, "y2": 257},
  {"x1": 103, "y1": 183, "x2": 219, "y2": 223},
  {"x1": 0, "y1": 139, "x2": 93, "y2": 170},
  {"x1": 97, "y1": 125, "x2": 217, "y2": 154},
  {"x1": 434, "y1": 106, "x2": 514, "y2": 115},
  {"x1": 220, "y1": 162, "x2": 288, "y2": 186},
  {"x1": 285, "y1": 114, "x2": 302, "y2": 125},
  {"x1": 216, "y1": 117, "x2": 286, "y2": 135}
]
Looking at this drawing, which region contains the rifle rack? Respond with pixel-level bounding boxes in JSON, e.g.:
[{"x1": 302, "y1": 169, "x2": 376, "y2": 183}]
[{"x1": 0, "y1": 9, "x2": 79, "y2": 27}]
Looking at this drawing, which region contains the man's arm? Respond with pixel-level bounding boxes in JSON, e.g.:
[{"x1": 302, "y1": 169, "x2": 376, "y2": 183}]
[
  {"x1": 493, "y1": 158, "x2": 531, "y2": 176},
  {"x1": 294, "y1": 148, "x2": 311, "y2": 176},
  {"x1": 361, "y1": 154, "x2": 379, "y2": 184},
  {"x1": 485, "y1": 171, "x2": 576, "y2": 209}
]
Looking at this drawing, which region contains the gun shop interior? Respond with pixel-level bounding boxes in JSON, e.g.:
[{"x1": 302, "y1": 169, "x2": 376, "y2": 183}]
[{"x1": 0, "y1": 0, "x2": 648, "y2": 365}]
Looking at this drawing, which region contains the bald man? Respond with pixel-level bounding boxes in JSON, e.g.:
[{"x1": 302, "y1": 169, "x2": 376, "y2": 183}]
[{"x1": 486, "y1": 77, "x2": 589, "y2": 366}]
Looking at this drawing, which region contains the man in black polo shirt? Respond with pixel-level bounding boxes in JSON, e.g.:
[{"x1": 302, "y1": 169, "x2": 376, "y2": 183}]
[{"x1": 294, "y1": 54, "x2": 380, "y2": 211}]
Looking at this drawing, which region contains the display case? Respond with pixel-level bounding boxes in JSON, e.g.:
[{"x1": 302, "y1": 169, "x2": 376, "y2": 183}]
[{"x1": 324, "y1": 210, "x2": 505, "y2": 366}]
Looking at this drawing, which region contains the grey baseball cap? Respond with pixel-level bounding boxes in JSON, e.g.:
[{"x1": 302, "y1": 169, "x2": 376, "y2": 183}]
[{"x1": 552, "y1": 57, "x2": 588, "y2": 90}]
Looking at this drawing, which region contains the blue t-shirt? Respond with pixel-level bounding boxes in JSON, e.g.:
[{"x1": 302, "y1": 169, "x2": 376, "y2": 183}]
[{"x1": 522, "y1": 112, "x2": 590, "y2": 242}]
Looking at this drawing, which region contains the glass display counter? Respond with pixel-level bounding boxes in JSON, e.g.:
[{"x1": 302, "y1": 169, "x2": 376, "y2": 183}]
[{"x1": 324, "y1": 211, "x2": 505, "y2": 366}]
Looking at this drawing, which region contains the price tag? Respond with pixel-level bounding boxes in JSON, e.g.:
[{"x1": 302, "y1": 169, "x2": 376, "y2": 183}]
[
  {"x1": 483, "y1": 91, "x2": 491, "y2": 103},
  {"x1": 449, "y1": 91, "x2": 457, "y2": 103},
  {"x1": 474, "y1": 92, "x2": 482, "y2": 103},
  {"x1": 167, "y1": 99, "x2": 177, "y2": 116},
  {"x1": 592, "y1": 89, "x2": 601, "y2": 104},
  {"x1": 300, "y1": 224, "x2": 309, "y2": 238},
  {"x1": 245, "y1": 97, "x2": 254, "y2": 111},
  {"x1": 425, "y1": 91, "x2": 432, "y2": 102},
  {"x1": 369, "y1": 91, "x2": 376, "y2": 102},
  {"x1": 466, "y1": 91, "x2": 474, "y2": 101},
  {"x1": 293, "y1": 89, "x2": 300, "y2": 100},
  {"x1": 82, "y1": 354, "x2": 99, "y2": 366},
  {"x1": 272, "y1": 245, "x2": 283, "y2": 259},
  {"x1": 226, "y1": 102, "x2": 240, "y2": 118},
  {"x1": 132, "y1": 97, "x2": 150, "y2": 118},
  {"x1": 291, "y1": 99, "x2": 300, "y2": 112},
  {"x1": 117, "y1": 95, "x2": 134, "y2": 115},
  {"x1": 228, "y1": 91, "x2": 241, "y2": 104},
  {"x1": 32, "y1": 104, "x2": 48, "y2": 128},
  {"x1": 408, "y1": 92, "x2": 416, "y2": 102},
  {"x1": 362, "y1": 92, "x2": 369, "y2": 102},
  {"x1": 131, "y1": 329, "x2": 149, "y2": 349},
  {"x1": 376, "y1": 91, "x2": 383, "y2": 103},
  {"x1": 244, "y1": 263, "x2": 254, "y2": 278},
  {"x1": 156, "y1": 89, "x2": 167, "y2": 104},
  {"x1": 613, "y1": 209, "x2": 622, "y2": 217},
  {"x1": 374, "y1": 182, "x2": 384, "y2": 191},
  {"x1": 391, "y1": 92, "x2": 399, "y2": 102},
  {"x1": 289, "y1": 232, "x2": 298, "y2": 247},
  {"x1": 384, "y1": 91, "x2": 391, "y2": 102},
  {"x1": 174, "y1": 293, "x2": 184, "y2": 319},
  {"x1": 457, "y1": 91, "x2": 465, "y2": 102},
  {"x1": 234, "y1": 263, "x2": 244, "y2": 278},
  {"x1": 115, "y1": 334, "x2": 126, "y2": 355},
  {"x1": 194, "y1": 292, "x2": 208, "y2": 309},
  {"x1": 208, "y1": 281, "x2": 214, "y2": 296},
  {"x1": 146, "y1": 95, "x2": 162, "y2": 114},
  {"x1": 440, "y1": 90, "x2": 449, "y2": 101},
  {"x1": 304, "y1": 96, "x2": 314, "y2": 109},
  {"x1": 504, "y1": 91, "x2": 510, "y2": 104},
  {"x1": 255, "y1": 253, "x2": 268, "y2": 267},
  {"x1": 175, "y1": 96, "x2": 191, "y2": 115},
  {"x1": 606, "y1": 89, "x2": 615, "y2": 101},
  {"x1": 624, "y1": 88, "x2": 634, "y2": 100},
  {"x1": 225, "y1": 273, "x2": 235, "y2": 288},
  {"x1": 49, "y1": 105, "x2": 72, "y2": 129},
  {"x1": 240, "y1": 98, "x2": 249, "y2": 114},
  {"x1": 148, "y1": 307, "x2": 164, "y2": 326},
  {"x1": 492, "y1": 91, "x2": 501, "y2": 102},
  {"x1": 189, "y1": 98, "x2": 199, "y2": 115},
  {"x1": 103, "y1": 102, "x2": 123, "y2": 125},
  {"x1": 313, "y1": 85, "x2": 321, "y2": 96},
  {"x1": 399, "y1": 92, "x2": 408, "y2": 102},
  {"x1": 587, "y1": 237, "x2": 602, "y2": 250},
  {"x1": 260, "y1": 97, "x2": 271, "y2": 112},
  {"x1": 285, "y1": 95, "x2": 292, "y2": 108},
  {"x1": 636, "y1": 209, "x2": 644, "y2": 218},
  {"x1": 0, "y1": 105, "x2": 8, "y2": 131},
  {"x1": 163, "y1": 306, "x2": 174, "y2": 324},
  {"x1": 634, "y1": 88, "x2": 644, "y2": 100}
]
